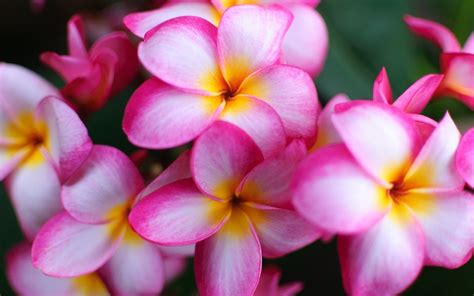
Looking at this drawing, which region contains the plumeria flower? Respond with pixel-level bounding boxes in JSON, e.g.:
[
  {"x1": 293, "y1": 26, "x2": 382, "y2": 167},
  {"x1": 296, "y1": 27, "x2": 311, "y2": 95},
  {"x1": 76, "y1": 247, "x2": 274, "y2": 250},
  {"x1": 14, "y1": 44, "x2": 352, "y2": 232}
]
[
  {"x1": 254, "y1": 266, "x2": 303, "y2": 296},
  {"x1": 130, "y1": 121, "x2": 320, "y2": 296},
  {"x1": 0, "y1": 63, "x2": 92, "y2": 240},
  {"x1": 123, "y1": 5, "x2": 319, "y2": 158},
  {"x1": 32, "y1": 145, "x2": 192, "y2": 295},
  {"x1": 405, "y1": 15, "x2": 474, "y2": 109},
  {"x1": 311, "y1": 68, "x2": 443, "y2": 151},
  {"x1": 456, "y1": 128, "x2": 474, "y2": 188},
  {"x1": 41, "y1": 15, "x2": 138, "y2": 113},
  {"x1": 7, "y1": 242, "x2": 109, "y2": 296},
  {"x1": 292, "y1": 101, "x2": 474, "y2": 295},
  {"x1": 124, "y1": 0, "x2": 328, "y2": 76}
]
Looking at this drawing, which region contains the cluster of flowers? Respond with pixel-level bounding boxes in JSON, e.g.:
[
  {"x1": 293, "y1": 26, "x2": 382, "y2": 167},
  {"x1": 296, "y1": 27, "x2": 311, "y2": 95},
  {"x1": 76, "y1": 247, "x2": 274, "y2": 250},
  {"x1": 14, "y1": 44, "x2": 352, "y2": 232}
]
[{"x1": 2, "y1": 1, "x2": 473, "y2": 295}]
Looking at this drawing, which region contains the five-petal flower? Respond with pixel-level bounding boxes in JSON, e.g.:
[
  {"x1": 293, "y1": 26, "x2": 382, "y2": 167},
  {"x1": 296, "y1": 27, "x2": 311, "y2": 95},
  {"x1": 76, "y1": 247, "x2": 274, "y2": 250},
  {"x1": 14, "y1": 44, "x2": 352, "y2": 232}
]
[
  {"x1": 130, "y1": 121, "x2": 320, "y2": 296},
  {"x1": 293, "y1": 101, "x2": 474, "y2": 295}
]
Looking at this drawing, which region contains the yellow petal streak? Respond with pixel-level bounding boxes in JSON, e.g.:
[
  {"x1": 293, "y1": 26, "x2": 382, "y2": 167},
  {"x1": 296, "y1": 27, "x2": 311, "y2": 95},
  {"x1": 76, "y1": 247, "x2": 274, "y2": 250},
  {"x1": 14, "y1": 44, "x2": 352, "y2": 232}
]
[
  {"x1": 72, "y1": 273, "x2": 109, "y2": 296},
  {"x1": 219, "y1": 206, "x2": 252, "y2": 239}
]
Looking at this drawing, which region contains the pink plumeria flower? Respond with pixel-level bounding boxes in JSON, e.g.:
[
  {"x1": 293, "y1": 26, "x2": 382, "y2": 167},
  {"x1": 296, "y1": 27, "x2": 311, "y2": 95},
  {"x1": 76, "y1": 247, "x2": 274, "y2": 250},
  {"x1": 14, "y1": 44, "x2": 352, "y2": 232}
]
[
  {"x1": 41, "y1": 15, "x2": 139, "y2": 113},
  {"x1": 32, "y1": 145, "x2": 192, "y2": 295},
  {"x1": 293, "y1": 101, "x2": 474, "y2": 295},
  {"x1": 456, "y1": 128, "x2": 474, "y2": 188},
  {"x1": 254, "y1": 266, "x2": 303, "y2": 296},
  {"x1": 405, "y1": 15, "x2": 474, "y2": 109},
  {"x1": 0, "y1": 63, "x2": 92, "y2": 240},
  {"x1": 7, "y1": 242, "x2": 109, "y2": 296},
  {"x1": 130, "y1": 121, "x2": 320, "y2": 296},
  {"x1": 123, "y1": 5, "x2": 319, "y2": 158},
  {"x1": 124, "y1": 0, "x2": 328, "y2": 76}
]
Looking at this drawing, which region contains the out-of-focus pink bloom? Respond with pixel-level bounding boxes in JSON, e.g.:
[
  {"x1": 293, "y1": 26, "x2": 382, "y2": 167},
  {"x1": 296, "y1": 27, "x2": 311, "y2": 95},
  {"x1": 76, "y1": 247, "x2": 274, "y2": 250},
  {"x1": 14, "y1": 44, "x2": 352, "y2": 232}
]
[
  {"x1": 0, "y1": 63, "x2": 92, "y2": 240},
  {"x1": 311, "y1": 68, "x2": 443, "y2": 151},
  {"x1": 293, "y1": 101, "x2": 474, "y2": 295},
  {"x1": 7, "y1": 242, "x2": 109, "y2": 296},
  {"x1": 405, "y1": 15, "x2": 474, "y2": 109},
  {"x1": 124, "y1": 0, "x2": 328, "y2": 76},
  {"x1": 41, "y1": 15, "x2": 139, "y2": 113},
  {"x1": 30, "y1": 0, "x2": 46, "y2": 13},
  {"x1": 456, "y1": 128, "x2": 474, "y2": 188},
  {"x1": 123, "y1": 5, "x2": 319, "y2": 158},
  {"x1": 254, "y1": 266, "x2": 303, "y2": 296},
  {"x1": 130, "y1": 121, "x2": 320, "y2": 296},
  {"x1": 32, "y1": 145, "x2": 191, "y2": 295}
]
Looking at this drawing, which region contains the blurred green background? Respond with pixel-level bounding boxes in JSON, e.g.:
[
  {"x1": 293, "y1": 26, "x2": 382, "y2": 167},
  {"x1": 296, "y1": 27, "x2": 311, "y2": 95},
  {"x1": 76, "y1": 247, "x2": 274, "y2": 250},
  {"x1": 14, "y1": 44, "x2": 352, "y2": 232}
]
[{"x1": 0, "y1": 0, "x2": 473, "y2": 295}]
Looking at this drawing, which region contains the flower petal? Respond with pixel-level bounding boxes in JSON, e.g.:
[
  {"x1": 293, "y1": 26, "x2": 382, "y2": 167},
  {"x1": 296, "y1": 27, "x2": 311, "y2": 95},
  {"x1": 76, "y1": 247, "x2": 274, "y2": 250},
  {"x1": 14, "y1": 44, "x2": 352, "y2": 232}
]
[
  {"x1": 35, "y1": 97, "x2": 92, "y2": 182},
  {"x1": 311, "y1": 94, "x2": 349, "y2": 150},
  {"x1": 241, "y1": 203, "x2": 319, "y2": 258},
  {"x1": 195, "y1": 206, "x2": 262, "y2": 296},
  {"x1": 456, "y1": 128, "x2": 474, "y2": 188},
  {"x1": 0, "y1": 63, "x2": 60, "y2": 121},
  {"x1": 163, "y1": 256, "x2": 188, "y2": 284},
  {"x1": 100, "y1": 229, "x2": 165, "y2": 295},
  {"x1": 238, "y1": 64, "x2": 319, "y2": 144},
  {"x1": 372, "y1": 67, "x2": 393, "y2": 104},
  {"x1": 292, "y1": 144, "x2": 389, "y2": 234},
  {"x1": 332, "y1": 101, "x2": 422, "y2": 185},
  {"x1": 7, "y1": 242, "x2": 109, "y2": 296},
  {"x1": 192, "y1": 121, "x2": 263, "y2": 199},
  {"x1": 123, "y1": 78, "x2": 222, "y2": 149},
  {"x1": 0, "y1": 146, "x2": 30, "y2": 181},
  {"x1": 32, "y1": 211, "x2": 125, "y2": 277},
  {"x1": 463, "y1": 32, "x2": 474, "y2": 54},
  {"x1": 6, "y1": 150, "x2": 62, "y2": 240},
  {"x1": 219, "y1": 95, "x2": 286, "y2": 158},
  {"x1": 394, "y1": 74, "x2": 444, "y2": 114},
  {"x1": 404, "y1": 15, "x2": 461, "y2": 52},
  {"x1": 63, "y1": 145, "x2": 144, "y2": 224},
  {"x1": 338, "y1": 204, "x2": 425, "y2": 296},
  {"x1": 281, "y1": 5, "x2": 328, "y2": 76},
  {"x1": 240, "y1": 140, "x2": 306, "y2": 208},
  {"x1": 399, "y1": 190, "x2": 474, "y2": 268},
  {"x1": 403, "y1": 113, "x2": 463, "y2": 191},
  {"x1": 90, "y1": 32, "x2": 139, "y2": 96},
  {"x1": 129, "y1": 179, "x2": 230, "y2": 245},
  {"x1": 67, "y1": 15, "x2": 88, "y2": 59},
  {"x1": 124, "y1": 2, "x2": 219, "y2": 38},
  {"x1": 137, "y1": 150, "x2": 192, "y2": 202},
  {"x1": 40, "y1": 53, "x2": 92, "y2": 82},
  {"x1": 138, "y1": 16, "x2": 226, "y2": 95},
  {"x1": 217, "y1": 5, "x2": 292, "y2": 90},
  {"x1": 440, "y1": 53, "x2": 474, "y2": 109}
]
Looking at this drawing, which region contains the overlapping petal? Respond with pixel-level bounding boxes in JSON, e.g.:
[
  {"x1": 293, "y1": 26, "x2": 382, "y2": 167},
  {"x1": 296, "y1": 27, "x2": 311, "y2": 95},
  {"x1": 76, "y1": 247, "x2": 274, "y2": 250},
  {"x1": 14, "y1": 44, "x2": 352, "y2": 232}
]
[
  {"x1": 394, "y1": 74, "x2": 444, "y2": 113},
  {"x1": 440, "y1": 53, "x2": 474, "y2": 109},
  {"x1": 281, "y1": 4, "x2": 328, "y2": 76},
  {"x1": 400, "y1": 191, "x2": 474, "y2": 268},
  {"x1": 32, "y1": 212, "x2": 125, "y2": 277},
  {"x1": 372, "y1": 68, "x2": 393, "y2": 104},
  {"x1": 129, "y1": 179, "x2": 230, "y2": 245},
  {"x1": 292, "y1": 144, "x2": 389, "y2": 234},
  {"x1": 240, "y1": 140, "x2": 306, "y2": 208},
  {"x1": 219, "y1": 96, "x2": 286, "y2": 158},
  {"x1": 138, "y1": 17, "x2": 226, "y2": 94},
  {"x1": 456, "y1": 128, "x2": 474, "y2": 188},
  {"x1": 62, "y1": 145, "x2": 144, "y2": 224},
  {"x1": 332, "y1": 101, "x2": 422, "y2": 185},
  {"x1": 403, "y1": 113, "x2": 463, "y2": 191},
  {"x1": 35, "y1": 97, "x2": 92, "y2": 181},
  {"x1": 238, "y1": 65, "x2": 319, "y2": 144},
  {"x1": 217, "y1": 5, "x2": 292, "y2": 90},
  {"x1": 124, "y1": 79, "x2": 222, "y2": 149},
  {"x1": 124, "y1": 2, "x2": 219, "y2": 38},
  {"x1": 195, "y1": 207, "x2": 262, "y2": 296},
  {"x1": 241, "y1": 203, "x2": 319, "y2": 258},
  {"x1": 192, "y1": 121, "x2": 263, "y2": 199},
  {"x1": 6, "y1": 151, "x2": 62, "y2": 240},
  {"x1": 7, "y1": 243, "x2": 108, "y2": 296},
  {"x1": 100, "y1": 231, "x2": 165, "y2": 295},
  {"x1": 338, "y1": 204, "x2": 425, "y2": 296}
]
